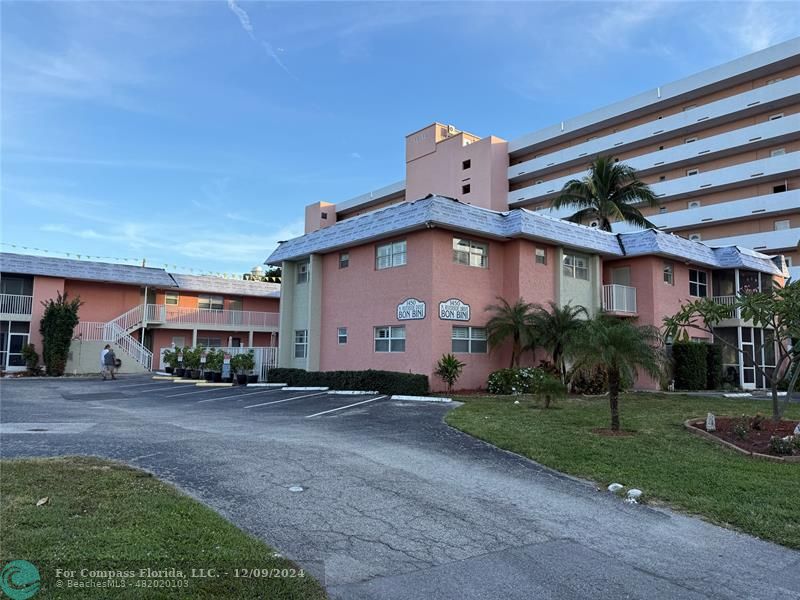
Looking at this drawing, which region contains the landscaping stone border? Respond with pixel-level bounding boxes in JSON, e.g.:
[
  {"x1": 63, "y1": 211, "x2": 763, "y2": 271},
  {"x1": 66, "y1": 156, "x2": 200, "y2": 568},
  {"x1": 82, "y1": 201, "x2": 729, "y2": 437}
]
[{"x1": 683, "y1": 418, "x2": 800, "y2": 463}]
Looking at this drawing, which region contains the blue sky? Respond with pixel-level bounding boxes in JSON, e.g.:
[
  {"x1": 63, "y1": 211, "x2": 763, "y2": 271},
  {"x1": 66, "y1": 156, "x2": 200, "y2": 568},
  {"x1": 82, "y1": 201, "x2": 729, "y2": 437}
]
[{"x1": 2, "y1": 1, "x2": 798, "y2": 276}]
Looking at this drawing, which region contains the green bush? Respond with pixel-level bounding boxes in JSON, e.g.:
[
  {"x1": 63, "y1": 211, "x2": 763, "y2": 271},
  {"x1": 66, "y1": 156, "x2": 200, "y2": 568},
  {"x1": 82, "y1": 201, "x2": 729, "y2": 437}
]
[
  {"x1": 706, "y1": 344, "x2": 723, "y2": 390},
  {"x1": 672, "y1": 342, "x2": 708, "y2": 390},
  {"x1": 570, "y1": 366, "x2": 608, "y2": 395},
  {"x1": 40, "y1": 291, "x2": 82, "y2": 376},
  {"x1": 486, "y1": 367, "x2": 550, "y2": 395},
  {"x1": 769, "y1": 435, "x2": 795, "y2": 456},
  {"x1": 21, "y1": 343, "x2": 39, "y2": 374},
  {"x1": 266, "y1": 368, "x2": 429, "y2": 396}
]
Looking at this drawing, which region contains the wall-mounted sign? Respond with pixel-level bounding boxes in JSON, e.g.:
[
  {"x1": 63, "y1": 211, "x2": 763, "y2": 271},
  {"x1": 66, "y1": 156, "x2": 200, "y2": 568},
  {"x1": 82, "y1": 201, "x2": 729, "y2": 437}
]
[
  {"x1": 397, "y1": 298, "x2": 426, "y2": 320},
  {"x1": 439, "y1": 298, "x2": 470, "y2": 321}
]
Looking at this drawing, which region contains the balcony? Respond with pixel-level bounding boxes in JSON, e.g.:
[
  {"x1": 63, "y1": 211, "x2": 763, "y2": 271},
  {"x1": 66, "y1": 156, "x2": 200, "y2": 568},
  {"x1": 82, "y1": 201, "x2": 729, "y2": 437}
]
[
  {"x1": 602, "y1": 284, "x2": 637, "y2": 315},
  {"x1": 145, "y1": 304, "x2": 279, "y2": 331},
  {"x1": 0, "y1": 294, "x2": 33, "y2": 319},
  {"x1": 712, "y1": 295, "x2": 738, "y2": 319}
]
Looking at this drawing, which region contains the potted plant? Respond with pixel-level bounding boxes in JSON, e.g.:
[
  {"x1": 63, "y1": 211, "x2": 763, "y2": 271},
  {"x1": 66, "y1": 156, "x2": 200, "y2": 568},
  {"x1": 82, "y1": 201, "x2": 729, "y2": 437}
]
[
  {"x1": 183, "y1": 347, "x2": 201, "y2": 379},
  {"x1": 206, "y1": 349, "x2": 223, "y2": 383},
  {"x1": 240, "y1": 350, "x2": 257, "y2": 384},
  {"x1": 230, "y1": 354, "x2": 247, "y2": 385},
  {"x1": 201, "y1": 349, "x2": 214, "y2": 381},
  {"x1": 162, "y1": 349, "x2": 176, "y2": 374},
  {"x1": 174, "y1": 348, "x2": 186, "y2": 377}
]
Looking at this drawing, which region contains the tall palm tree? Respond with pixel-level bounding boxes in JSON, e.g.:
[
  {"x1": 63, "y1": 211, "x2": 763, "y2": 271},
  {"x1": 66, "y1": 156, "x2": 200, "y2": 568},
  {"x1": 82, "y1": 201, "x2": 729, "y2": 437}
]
[
  {"x1": 552, "y1": 155, "x2": 659, "y2": 232},
  {"x1": 529, "y1": 302, "x2": 587, "y2": 383},
  {"x1": 571, "y1": 316, "x2": 663, "y2": 431},
  {"x1": 485, "y1": 298, "x2": 536, "y2": 368}
]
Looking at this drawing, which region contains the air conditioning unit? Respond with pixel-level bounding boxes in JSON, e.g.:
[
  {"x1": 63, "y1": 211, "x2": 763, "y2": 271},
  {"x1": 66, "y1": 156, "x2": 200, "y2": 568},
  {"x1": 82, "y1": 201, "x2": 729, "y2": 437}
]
[
  {"x1": 448, "y1": 125, "x2": 458, "y2": 135},
  {"x1": 589, "y1": 220, "x2": 600, "y2": 228}
]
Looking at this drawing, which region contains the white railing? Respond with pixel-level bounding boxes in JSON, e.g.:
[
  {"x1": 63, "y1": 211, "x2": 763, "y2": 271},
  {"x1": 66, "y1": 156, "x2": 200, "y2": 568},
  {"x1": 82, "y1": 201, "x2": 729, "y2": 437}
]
[
  {"x1": 0, "y1": 294, "x2": 33, "y2": 315},
  {"x1": 74, "y1": 321, "x2": 153, "y2": 370},
  {"x1": 109, "y1": 303, "x2": 145, "y2": 333},
  {"x1": 602, "y1": 284, "x2": 637, "y2": 314},
  {"x1": 146, "y1": 304, "x2": 279, "y2": 329},
  {"x1": 712, "y1": 295, "x2": 738, "y2": 318},
  {"x1": 157, "y1": 345, "x2": 278, "y2": 381}
]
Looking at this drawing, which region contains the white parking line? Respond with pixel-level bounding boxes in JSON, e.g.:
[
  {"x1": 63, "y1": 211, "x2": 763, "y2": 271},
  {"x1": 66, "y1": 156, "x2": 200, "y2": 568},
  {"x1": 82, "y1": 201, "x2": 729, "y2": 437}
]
[
  {"x1": 306, "y1": 396, "x2": 386, "y2": 418},
  {"x1": 243, "y1": 391, "x2": 328, "y2": 409},
  {"x1": 117, "y1": 382, "x2": 171, "y2": 390},
  {"x1": 202, "y1": 388, "x2": 286, "y2": 403},
  {"x1": 165, "y1": 386, "x2": 234, "y2": 398}
]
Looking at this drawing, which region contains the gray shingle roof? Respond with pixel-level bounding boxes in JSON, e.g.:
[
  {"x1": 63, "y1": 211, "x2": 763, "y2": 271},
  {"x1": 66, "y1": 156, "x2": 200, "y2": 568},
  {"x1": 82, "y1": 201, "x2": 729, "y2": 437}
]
[
  {"x1": 266, "y1": 195, "x2": 782, "y2": 275},
  {"x1": 0, "y1": 252, "x2": 176, "y2": 287},
  {"x1": 169, "y1": 273, "x2": 280, "y2": 298}
]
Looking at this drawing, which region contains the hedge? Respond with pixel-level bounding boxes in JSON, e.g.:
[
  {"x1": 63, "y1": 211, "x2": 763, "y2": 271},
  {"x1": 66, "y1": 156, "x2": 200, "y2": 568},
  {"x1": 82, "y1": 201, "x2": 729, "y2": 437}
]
[
  {"x1": 266, "y1": 368, "x2": 429, "y2": 396},
  {"x1": 706, "y1": 344, "x2": 723, "y2": 390},
  {"x1": 672, "y1": 342, "x2": 707, "y2": 390}
]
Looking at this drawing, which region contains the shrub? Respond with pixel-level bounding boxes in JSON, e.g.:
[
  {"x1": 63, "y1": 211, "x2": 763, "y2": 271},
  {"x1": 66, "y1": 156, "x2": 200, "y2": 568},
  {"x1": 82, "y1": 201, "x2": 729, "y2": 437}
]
[
  {"x1": 434, "y1": 354, "x2": 465, "y2": 393},
  {"x1": 163, "y1": 349, "x2": 178, "y2": 369},
  {"x1": 486, "y1": 367, "x2": 550, "y2": 395},
  {"x1": 706, "y1": 344, "x2": 723, "y2": 390},
  {"x1": 537, "y1": 374, "x2": 566, "y2": 408},
  {"x1": 732, "y1": 416, "x2": 749, "y2": 440},
  {"x1": 21, "y1": 343, "x2": 39, "y2": 374},
  {"x1": 205, "y1": 349, "x2": 223, "y2": 372},
  {"x1": 40, "y1": 291, "x2": 82, "y2": 376},
  {"x1": 570, "y1": 366, "x2": 608, "y2": 395},
  {"x1": 266, "y1": 368, "x2": 429, "y2": 396},
  {"x1": 672, "y1": 342, "x2": 707, "y2": 390},
  {"x1": 769, "y1": 435, "x2": 794, "y2": 456},
  {"x1": 231, "y1": 351, "x2": 255, "y2": 374}
]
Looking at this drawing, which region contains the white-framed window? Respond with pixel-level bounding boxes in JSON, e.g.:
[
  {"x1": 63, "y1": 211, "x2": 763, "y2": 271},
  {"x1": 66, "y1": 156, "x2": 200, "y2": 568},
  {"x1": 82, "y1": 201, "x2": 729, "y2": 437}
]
[
  {"x1": 562, "y1": 253, "x2": 590, "y2": 281},
  {"x1": 768, "y1": 113, "x2": 784, "y2": 121},
  {"x1": 686, "y1": 168, "x2": 699, "y2": 176},
  {"x1": 689, "y1": 233, "x2": 702, "y2": 241},
  {"x1": 171, "y1": 336, "x2": 186, "y2": 347},
  {"x1": 296, "y1": 261, "x2": 309, "y2": 284},
  {"x1": 461, "y1": 184, "x2": 471, "y2": 194},
  {"x1": 462, "y1": 159, "x2": 471, "y2": 170},
  {"x1": 770, "y1": 148, "x2": 786, "y2": 157},
  {"x1": 165, "y1": 292, "x2": 179, "y2": 305},
  {"x1": 376, "y1": 240, "x2": 406, "y2": 270},
  {"x1": 294, "y1": 330, "x2": 308, "y2": 359},
  {"x1": 689, "y1": 269, "x2": 708, "y2": 297},
  {"x1": 198, "y1": 294, "x2": 224, "y2": 310},
  {"x1": 684, "y1": 137, "x2": 697, "y2": 144},
  {"x1": 452, "y1": 326, "x2": 487, "y2": 354},
  {"x1": 663, "y1": 262, "x2": 674, "y2": 285},
  {"x1": 688, "y1": 200, "x2": 701, "y2": 209},
  {"x1": 197, "y1": 337, "x2": 222, "y2": 348},
  {"x1": 339, "y1": 252, "x2": 349, "y2": 269},
  {"x1": 453, "y1": 237, "x2": 488, "y2": 268},
  {"x1": 337, "y1": 327, "x2": 348, "y2": 345},
  {"x1": 774, "y1": 220, "x2": 790, "y2": 231},
  {"x1": 535, "y1": 247, "x2": 547, "y2": 265},
  {"x1": 374, "y1": 326, "x2": 405, "y2": 353}
]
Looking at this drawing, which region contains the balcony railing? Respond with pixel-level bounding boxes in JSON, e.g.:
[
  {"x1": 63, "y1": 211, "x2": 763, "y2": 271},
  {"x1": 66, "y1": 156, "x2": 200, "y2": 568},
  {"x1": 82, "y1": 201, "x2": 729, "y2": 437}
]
[
  {"x1": 0, "y1": 294, "x2": 33, "y2": 315},
  {"x1": 602, "y1": 284, "x2": 637, "y2": 314},
  {"x1": 145, "y1": 304, "x2": 279, "y2": 329},
  {"x1": 712, "y1": 295, "x2": 738, "y2": 318}
]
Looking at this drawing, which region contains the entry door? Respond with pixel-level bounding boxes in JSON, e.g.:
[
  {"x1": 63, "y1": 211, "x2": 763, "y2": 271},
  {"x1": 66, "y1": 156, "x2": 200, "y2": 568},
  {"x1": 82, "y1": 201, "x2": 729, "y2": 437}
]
[{"x1": 740, "y1": 328, "x2": 756, "y2": 390}]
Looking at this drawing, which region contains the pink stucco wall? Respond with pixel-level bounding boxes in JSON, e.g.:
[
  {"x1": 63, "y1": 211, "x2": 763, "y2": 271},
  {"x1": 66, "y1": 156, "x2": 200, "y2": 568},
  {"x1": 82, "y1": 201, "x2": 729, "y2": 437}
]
[
  {"x1": 29, "y1": 276, "x2": 65, "y2": 357},
  {"x1": 65, "y1": 280, "x2": 143, "y2": 322}
]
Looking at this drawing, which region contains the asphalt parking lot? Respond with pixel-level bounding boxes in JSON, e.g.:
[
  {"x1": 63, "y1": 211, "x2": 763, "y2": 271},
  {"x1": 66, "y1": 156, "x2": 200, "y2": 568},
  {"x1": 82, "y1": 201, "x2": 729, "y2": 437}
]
[{"x1": 2, "y1": 375, "x2": 799, "y2": 600}]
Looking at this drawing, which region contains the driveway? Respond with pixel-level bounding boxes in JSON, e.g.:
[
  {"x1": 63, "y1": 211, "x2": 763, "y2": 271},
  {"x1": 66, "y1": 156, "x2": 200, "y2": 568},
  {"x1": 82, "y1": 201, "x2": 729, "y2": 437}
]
[{"x1": 1, "y1": 376, "x2": 798, "y2": 600}]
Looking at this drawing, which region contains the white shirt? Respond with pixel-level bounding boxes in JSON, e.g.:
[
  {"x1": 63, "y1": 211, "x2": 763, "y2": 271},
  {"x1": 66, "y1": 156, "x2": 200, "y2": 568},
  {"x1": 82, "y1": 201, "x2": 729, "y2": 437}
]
[{"x1": 100, "y1": 348, "x2": 108, "y2": 368}]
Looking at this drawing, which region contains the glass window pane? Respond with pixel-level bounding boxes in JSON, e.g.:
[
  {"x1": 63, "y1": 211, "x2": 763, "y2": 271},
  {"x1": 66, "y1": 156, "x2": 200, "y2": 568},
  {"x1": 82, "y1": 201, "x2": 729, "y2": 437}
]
[
  {"x1": 471, "y1": 327, "x2": 487, "y2": 340},
  {"x1": 391, "y1": 326, "x2": 405, "y2": 338},
  {"x1": 10, "y1": 322, "x2": 30, "y2": 334},
  {"x1": 452, "y1": 339, "x2": 469, "y2": 353},
  {"x1": 471, "y1": 339, "x2": 488, "y2": 353},
  {"x1": 375, "y1": 339, "x2": 389, "y2": 352},
  {"x1": 391, "y1": 339, "x2": 405, "y2": 352},
  {"x1": 452, "y1": 327, "x2": 469, "y2": 339},
  {"x1": 393, "y1": 252, "x2": 407, "y2": 267}
]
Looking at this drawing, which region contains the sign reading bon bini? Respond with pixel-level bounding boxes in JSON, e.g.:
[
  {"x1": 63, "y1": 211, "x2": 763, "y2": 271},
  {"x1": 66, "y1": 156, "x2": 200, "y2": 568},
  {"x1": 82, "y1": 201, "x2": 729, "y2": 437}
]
[
  {"x1": 439, "y1": 299, "x2": 470, "y2": 321},
  {"x1": 397, "y1": 298, "x2": 426, "y2": 321}
]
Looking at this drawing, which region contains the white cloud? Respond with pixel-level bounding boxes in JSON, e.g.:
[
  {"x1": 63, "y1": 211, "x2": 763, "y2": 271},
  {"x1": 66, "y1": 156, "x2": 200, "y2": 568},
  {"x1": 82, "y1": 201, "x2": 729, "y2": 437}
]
[
  {"x1": 226, "y1": 0, "x2": 295, "y2": 77},
  {"x1": 349, "y1": 152, "x2": 362, "y2": 159}
]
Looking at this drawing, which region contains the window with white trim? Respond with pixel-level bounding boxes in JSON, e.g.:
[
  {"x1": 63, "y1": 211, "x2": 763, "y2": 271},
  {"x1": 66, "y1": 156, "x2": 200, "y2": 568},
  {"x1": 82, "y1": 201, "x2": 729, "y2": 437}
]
[
  {"x1": 452, "y1": 326, "x2": 487, "y2": 354},
  {"x1": 294, "y1": 330, "x2": 308, "y2": 358},
  {"x1": 686, "y1": 168, "x2": 699, "y2": 176},
  {"x1": 337, "y1": 327, "x2": 347, "y2": 345},
  {"x1": 165, "y1": 292, "x2": 179, "y2": 305},
  {"x1": 774, "y1": 220, "x2": 790, "y2": 231},
  {"x1": 453, "y1": 237, "x2": 488, "y2": 268},
  {"x1": 689, "y1": 269, "x2": 708, "y2": 297},
  {"x1": 376, "y1": 240, "x2": 406, "y2": 270},
  {"x1": 296, "y1": 261, "x2": 309, "y2": 284},
  {"x1": 374, "y1": 326, "x2": 405, "y2": 352},
  {"x1": 198, "y1": 294, "x2": 224, "y2": 310},
  {"x1": 562, "y1": 253, "x2": 590, "y2": 281},
  {"x1": 768, "y1": 113, "x2": 784, "y2": 121},
  {"x1": 535, "y1": 247, "x2": 547, "y2": 265},
  {"x1": 197, "y1": 337, "x2": 222, "y2": 348},
  {"x1": 339, "y1": 252, "x2": 349, "y2": 269},
  {"x1": 663, "y1": 262, "x2": 674, "y2": 285}
]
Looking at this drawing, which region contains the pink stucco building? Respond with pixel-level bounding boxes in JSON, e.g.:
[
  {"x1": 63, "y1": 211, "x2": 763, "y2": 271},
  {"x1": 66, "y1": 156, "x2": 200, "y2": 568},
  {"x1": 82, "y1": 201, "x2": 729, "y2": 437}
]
[
  {"x1": 267, "y1": 195, "x2": 787, "y2": 391},
  {"x1": 0, "y1": 253, "x2": 279, "y2": 375}
]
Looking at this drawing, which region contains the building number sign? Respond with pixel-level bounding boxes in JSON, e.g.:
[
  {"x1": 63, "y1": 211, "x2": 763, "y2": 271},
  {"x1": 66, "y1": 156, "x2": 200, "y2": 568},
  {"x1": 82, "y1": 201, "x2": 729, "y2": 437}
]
[
  {"x1": 397, "y1": 298, "x2": 426, "y2": 320},
  {"x1": 439, "y1": 298, "x2": 470, "y2": 321}
]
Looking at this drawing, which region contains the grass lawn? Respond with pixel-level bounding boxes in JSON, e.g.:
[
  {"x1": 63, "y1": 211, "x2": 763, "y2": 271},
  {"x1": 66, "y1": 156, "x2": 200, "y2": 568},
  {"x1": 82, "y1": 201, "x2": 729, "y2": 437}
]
[
  {"x1": 446, "y1": 393, "x2": 800, "y2": 549},
  {"x1": 0, "y1": 456, "x2": 326, "y2": 599}
]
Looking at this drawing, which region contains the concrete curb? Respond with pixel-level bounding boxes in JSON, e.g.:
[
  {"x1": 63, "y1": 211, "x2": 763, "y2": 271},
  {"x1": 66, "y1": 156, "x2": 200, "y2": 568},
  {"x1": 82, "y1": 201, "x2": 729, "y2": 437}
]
[
  {"x1": 284, "y1": 386, "x2": 329, "y2": 391},
  {"x1": 172, "y1": 379, "x2": 199, "y2": 384},
  {"x1": 391, "y1": 395, "x2": 452, "y2": 403},
  {"x1": 152, "y1": 376, "x2": 178, "y2": 380},
  {"x1": 246, "y1": 383, "x2": 287, "y2": 388},
  {"x1": 196, "y1": 382, "x2": 234, "y2": 387},
  {"x1": 328, "y1": 390, "x2": 380, "y2": 395}
]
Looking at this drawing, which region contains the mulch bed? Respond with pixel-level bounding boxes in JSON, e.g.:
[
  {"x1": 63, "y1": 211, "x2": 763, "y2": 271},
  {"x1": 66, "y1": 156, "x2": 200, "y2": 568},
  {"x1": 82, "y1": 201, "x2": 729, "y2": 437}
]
[{"x1": 691, "y1": 416, "x2": 799, "y2": 456}]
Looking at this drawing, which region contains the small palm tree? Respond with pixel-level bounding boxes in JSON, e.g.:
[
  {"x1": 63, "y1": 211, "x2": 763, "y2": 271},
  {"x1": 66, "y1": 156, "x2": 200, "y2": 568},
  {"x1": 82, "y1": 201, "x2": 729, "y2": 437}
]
[
  {"x1": 571, "y1": 316, "x2": 663, "y2": 431},
  {"x1": 434, "y1": 353, "x2": 466, "y2": 393},
  {"x1": 529, "y1": 302, "x2": 587, "y2": 383},
  {"x1": 553, "y1": 155, "x2": 659, "y2": 232},
  {"x1": 485, "y1": 298, "x2": 536, "y2": 368}
]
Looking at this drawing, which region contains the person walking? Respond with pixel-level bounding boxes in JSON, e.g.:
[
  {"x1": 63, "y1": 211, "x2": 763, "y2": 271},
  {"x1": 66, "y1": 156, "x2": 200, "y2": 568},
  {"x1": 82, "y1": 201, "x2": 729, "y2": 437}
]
[
  {"x1": 103, "y1": 345, "x2": 117, "y2": 380},
  {"x1": 100, "y1": 344, "x2": 110, "y2": 380}
]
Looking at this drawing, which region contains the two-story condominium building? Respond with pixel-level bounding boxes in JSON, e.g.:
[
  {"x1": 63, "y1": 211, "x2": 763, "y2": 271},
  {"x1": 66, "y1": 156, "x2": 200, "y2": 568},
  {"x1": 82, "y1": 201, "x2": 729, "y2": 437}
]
[
  {"x1": 303, "y1": 38, "x2": 800, "y2": 279},
  {"x1": 267, "y1": 195, "x2": 786, "y2": 391},
  {"x1": 0, "y1": 253, "x2": 280, "y2": 374}
]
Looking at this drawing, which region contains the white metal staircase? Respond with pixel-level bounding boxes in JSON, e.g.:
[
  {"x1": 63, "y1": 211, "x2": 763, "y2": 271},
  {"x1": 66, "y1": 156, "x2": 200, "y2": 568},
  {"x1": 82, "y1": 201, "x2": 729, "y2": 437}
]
[{"x1": 75, "y1": 304, "x2": 152, "y2": 370}]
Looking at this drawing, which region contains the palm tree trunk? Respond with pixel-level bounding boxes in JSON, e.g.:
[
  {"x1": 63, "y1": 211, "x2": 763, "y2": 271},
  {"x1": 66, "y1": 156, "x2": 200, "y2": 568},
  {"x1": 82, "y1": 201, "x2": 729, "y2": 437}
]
[{"x1": 608, "y1": 369, "x2": 621, "y2": 431}]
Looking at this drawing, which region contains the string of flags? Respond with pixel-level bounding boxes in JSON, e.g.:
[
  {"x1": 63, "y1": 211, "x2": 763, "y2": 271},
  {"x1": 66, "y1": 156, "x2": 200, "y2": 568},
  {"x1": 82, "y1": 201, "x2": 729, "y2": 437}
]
[{"x1": 0, "y1": 241, "x2": 259, "y2": 280}]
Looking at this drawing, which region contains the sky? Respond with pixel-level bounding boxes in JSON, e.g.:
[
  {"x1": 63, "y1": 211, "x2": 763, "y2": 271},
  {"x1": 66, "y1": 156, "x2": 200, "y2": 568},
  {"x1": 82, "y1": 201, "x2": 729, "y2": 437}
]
[{"x1": 1, "y1": 1, "x2": 798, "y2": 277}]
